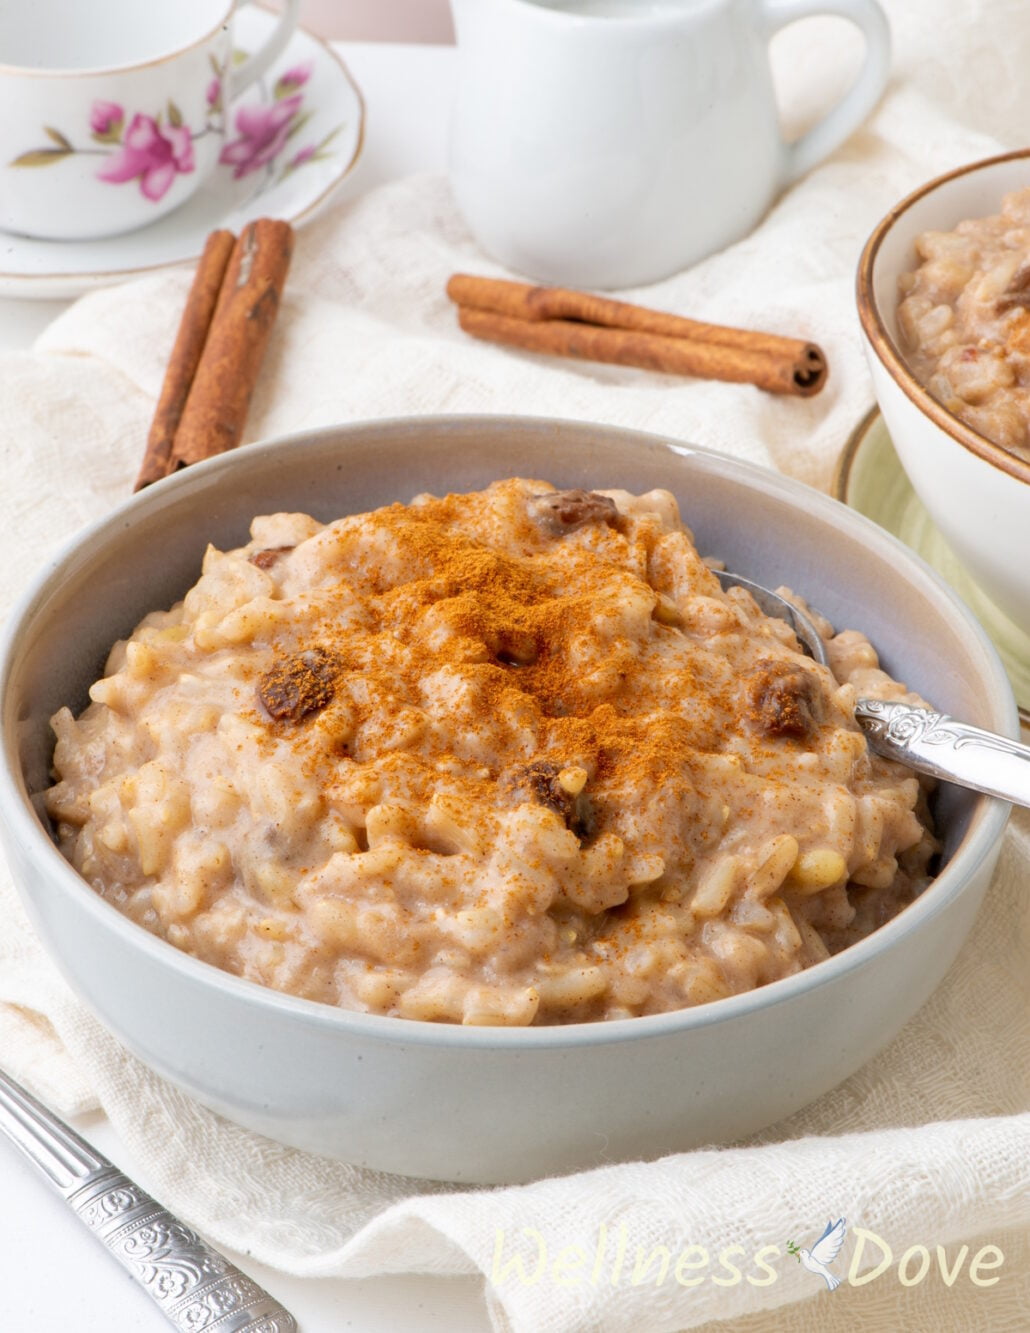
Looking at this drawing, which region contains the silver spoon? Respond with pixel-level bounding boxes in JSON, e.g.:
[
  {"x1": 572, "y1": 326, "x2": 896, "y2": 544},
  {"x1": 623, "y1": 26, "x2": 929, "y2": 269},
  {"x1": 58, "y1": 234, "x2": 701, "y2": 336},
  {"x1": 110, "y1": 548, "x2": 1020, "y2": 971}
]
[
  {"x1": 716, "y1": 570, "x2": 1030, "y2": 807},
  {"x1": 0, "y1": 1065, "x2": 297, "y2": 1332}
]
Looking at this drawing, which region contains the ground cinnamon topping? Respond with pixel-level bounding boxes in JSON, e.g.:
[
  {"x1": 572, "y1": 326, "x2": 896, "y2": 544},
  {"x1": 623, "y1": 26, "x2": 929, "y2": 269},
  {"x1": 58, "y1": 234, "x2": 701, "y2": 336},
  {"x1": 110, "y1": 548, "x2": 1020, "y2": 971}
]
[
  {"x1": 47, "y1": 477, "x2": 936, "y2": 1026},
  {"x1": 259, "y1": 486, "x2": 733, "y2": 847}
]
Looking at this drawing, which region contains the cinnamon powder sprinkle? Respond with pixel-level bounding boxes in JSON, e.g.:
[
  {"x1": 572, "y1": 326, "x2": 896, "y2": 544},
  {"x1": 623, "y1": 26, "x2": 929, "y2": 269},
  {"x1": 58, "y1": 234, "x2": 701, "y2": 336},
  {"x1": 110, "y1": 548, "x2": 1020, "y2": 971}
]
[
  {"x1": 257, "y1": 484, "x2": 737, "y2": 811},
  {"x1": 48, "y1": 476, "x2": 937, "y2": 1027}
]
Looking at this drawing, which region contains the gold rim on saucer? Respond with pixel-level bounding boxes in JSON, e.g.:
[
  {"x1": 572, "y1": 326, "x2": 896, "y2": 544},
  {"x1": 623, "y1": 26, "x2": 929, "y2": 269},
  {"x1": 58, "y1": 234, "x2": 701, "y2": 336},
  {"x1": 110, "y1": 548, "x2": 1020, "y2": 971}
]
[{"x1": 833, "y1": 405, "x2": 879, "y2": 503}]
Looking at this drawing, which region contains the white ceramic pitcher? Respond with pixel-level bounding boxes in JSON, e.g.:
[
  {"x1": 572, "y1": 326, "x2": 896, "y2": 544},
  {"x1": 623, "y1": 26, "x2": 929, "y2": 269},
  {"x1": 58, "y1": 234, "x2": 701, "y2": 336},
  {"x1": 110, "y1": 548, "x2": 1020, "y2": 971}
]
[{"x1": 449, "y1": 0, "x2": 891, "y2": 288}]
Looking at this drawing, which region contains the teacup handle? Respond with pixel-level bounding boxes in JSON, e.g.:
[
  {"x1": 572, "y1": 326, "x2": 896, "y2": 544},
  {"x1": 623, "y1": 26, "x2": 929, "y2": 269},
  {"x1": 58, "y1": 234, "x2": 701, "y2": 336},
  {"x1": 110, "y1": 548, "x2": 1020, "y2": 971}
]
[
  {"x1": 761, "y1": 0, "x2": 891, "y2": 185},
  {"x1": 228, "y1": 0, "x2": 302, "y2": 99}
]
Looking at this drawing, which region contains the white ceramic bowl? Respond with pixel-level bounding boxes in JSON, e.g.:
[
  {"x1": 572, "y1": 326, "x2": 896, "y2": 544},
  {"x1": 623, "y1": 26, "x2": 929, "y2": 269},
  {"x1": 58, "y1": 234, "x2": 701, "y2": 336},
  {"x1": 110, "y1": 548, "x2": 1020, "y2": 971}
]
[
  {"x1": 0, "y1": 417, "x2": 1015, "y2": 1184},
  {"x1": 857, "y1": 149, "x2": 1030, "y2": 634}
]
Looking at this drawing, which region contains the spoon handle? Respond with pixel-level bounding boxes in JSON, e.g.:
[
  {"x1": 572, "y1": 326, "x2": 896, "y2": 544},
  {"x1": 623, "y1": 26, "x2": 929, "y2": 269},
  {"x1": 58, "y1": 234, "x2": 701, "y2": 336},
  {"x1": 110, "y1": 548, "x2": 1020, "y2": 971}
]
[
  {"x1": 855, "y1": 699, "x2": 1028, "y2": 806},
  {"x1": 0, "y1": 1066, "x2": 297, "y2": 1332}
]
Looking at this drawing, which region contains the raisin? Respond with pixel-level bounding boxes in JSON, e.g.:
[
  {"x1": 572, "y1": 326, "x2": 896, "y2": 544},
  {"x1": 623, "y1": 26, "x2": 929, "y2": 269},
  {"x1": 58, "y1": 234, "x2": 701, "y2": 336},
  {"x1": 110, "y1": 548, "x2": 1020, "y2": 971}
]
[
  {"x1": 249, "y1": 545, "x2": 295, "y2": 570},
  {"x1": 489, "y1": 627, "x2": 539, "y2": 666},
  {"x1": 996, "y1": 264, "x2": 1030, "y2": 314},
  {"x1": 503, "y1": 760, "x2": 594, "y2": 838},
  {"x1": 258, "y1": 648, "x2": 336, "y2": 722},
  {"x1": 528, "y1": 489, "x2": 619, "y2": 534},
  {"x1": 741, "y1": 658, "x2": 822, "y2": 739}
]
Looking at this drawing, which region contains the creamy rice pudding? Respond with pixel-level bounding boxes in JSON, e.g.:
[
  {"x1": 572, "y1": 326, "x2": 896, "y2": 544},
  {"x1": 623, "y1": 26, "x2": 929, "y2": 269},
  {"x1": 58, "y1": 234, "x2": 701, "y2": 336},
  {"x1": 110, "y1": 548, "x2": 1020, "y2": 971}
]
[
  {"x1": 898, "y1": 185, "x2": 1030, "y2": 459},
  {"x1": 45, "y1": 479, "x2": 936, "y2": 1025}
]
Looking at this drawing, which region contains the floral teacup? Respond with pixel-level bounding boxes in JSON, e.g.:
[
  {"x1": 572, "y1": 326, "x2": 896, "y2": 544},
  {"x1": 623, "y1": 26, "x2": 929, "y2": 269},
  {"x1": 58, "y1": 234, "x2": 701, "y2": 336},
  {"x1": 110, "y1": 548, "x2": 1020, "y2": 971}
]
[{"x1": 0, "y1": 0, "x2": 299, "y2": 240}]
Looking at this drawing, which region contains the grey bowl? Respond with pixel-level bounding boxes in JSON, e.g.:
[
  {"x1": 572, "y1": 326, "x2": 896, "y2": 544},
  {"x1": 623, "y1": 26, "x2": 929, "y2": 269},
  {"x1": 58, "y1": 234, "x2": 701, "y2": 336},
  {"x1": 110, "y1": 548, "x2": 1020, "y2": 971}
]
[{"x1": 0, "y1": 416, "x2": 1014, "y2": 1183}]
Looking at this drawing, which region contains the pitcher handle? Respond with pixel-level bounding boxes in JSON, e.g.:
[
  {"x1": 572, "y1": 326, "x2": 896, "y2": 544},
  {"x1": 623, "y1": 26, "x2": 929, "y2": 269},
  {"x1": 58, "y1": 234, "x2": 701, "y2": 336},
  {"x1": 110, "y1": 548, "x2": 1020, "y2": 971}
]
[
  {"x1": 760, "y1": 0, "x2": 891, "y2": 186},
  {"x1": 228, "y1": 0, "x2": 301, "y2": 100}
]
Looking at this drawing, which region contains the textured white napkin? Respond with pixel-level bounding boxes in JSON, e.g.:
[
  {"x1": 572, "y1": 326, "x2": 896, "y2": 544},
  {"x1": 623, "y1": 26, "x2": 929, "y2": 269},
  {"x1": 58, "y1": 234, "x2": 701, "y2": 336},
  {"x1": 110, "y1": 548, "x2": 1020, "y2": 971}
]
[{"x1": 2, "y1": 2, "x2": 1029, "y2": 1328}]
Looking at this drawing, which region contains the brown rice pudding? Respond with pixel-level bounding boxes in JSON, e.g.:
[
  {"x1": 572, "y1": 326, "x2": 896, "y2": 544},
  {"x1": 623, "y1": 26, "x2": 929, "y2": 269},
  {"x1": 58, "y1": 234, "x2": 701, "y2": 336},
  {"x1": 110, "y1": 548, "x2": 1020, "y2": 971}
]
[
  {"x1": 45, "y1": 479, "x2": 937, "y2": 1025},
  {"x1": 898, "y1": 185, "x2": 1030, "y2": 459}
]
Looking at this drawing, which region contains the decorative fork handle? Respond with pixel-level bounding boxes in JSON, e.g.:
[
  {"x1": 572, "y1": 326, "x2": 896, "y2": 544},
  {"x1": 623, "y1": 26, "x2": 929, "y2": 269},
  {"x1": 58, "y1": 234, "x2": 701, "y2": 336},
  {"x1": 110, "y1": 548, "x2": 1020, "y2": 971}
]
[
  {"x1": 0, "y1": 1067, "x2": 297, "y2": 1332},
  {"x1": 855, "y1": 699, "x2": 1030, "y2": 807}
]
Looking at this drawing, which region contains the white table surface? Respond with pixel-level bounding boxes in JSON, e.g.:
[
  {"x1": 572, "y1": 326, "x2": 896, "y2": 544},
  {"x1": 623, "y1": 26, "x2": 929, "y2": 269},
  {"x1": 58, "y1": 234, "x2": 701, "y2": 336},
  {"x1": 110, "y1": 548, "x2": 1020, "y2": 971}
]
[{"x1": 0, "y1": 39, "x2": 494, "y2": 1333}]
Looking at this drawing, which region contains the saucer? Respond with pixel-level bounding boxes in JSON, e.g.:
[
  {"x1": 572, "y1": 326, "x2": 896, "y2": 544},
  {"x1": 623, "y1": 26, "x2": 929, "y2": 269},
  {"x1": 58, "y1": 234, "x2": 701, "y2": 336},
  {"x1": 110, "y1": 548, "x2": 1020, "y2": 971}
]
[
  {"x1": 0, "y1": 8, "x2": 364, "y2": 300},
  {"x1": 836, "y1": 407, "x2": 1030, "y2": 722}
]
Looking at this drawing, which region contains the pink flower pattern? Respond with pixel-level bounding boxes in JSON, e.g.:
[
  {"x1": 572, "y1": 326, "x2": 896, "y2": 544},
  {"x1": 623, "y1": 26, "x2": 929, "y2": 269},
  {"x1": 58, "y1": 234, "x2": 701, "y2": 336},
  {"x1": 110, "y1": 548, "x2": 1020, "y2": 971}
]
[
  {"x1": 274, "y1": 62, "x2": 312, "y2": 96},
  {"x1": 11, "y1": 51, "x2": 336, "y2": 199},
  {"x1": 219, "y1": 94, "x2": 302, "y2": 180},
  {"x1": 90, "y1": 101, "x2": 124, "y2": 137},
  {"x1": 97, "y1": 113, "x2": 195, "y2": 201},
  {"x1": 289, "y1": 144, "x2": 316, "y2": 170}
]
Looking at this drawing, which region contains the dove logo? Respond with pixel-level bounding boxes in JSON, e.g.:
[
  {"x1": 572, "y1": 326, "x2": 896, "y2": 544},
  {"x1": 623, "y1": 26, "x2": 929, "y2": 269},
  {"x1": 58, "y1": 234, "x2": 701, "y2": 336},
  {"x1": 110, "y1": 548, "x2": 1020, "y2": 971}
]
[{"x1": 786, "y1": 1218, "x2": 847, "y2": 1291}]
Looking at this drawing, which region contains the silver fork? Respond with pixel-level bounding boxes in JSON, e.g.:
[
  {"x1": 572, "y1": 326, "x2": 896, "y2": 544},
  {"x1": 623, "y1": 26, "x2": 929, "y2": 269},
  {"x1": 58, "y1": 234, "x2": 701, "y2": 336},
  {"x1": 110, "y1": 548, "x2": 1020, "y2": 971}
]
[
  {"x1": 716, "y1": 569, "x2": 1030, "y2": 807},
  {"x1": 0, "y1": 1066, "x2": 297, "y2": 1332}
]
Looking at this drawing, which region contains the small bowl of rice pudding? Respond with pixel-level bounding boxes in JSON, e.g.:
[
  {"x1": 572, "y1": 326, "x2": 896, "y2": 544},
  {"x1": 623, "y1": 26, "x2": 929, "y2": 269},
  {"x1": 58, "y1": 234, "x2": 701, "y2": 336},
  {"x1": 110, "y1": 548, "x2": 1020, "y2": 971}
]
[
  {"x1": 0, "y1": 417, "x2": 1015, "y2": 1183},
  {"x1": 857, "y1": 148, "x2": 1030, "y2": 634}
]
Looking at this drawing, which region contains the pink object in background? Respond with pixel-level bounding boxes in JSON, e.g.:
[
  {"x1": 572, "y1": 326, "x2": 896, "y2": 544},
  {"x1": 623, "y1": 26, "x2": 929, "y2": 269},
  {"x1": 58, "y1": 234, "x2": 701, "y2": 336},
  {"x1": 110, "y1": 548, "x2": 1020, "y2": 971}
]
[
  {"x1": 292, "y1": 0, "x2": 454, "y2": 42},
  {"x1": 97, "y1": 113, "x2": 196, "y2": 201},
  {"x1": 219, "y1": 95, "x2": 303, "y2": 178}
]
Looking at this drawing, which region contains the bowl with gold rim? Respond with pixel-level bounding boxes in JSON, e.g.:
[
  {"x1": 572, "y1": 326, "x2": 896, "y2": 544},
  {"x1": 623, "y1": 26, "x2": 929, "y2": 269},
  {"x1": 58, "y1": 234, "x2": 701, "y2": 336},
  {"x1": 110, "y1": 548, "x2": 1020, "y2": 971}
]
[{"x1": 857, "y1": 148, "x2": 1030, "y2": 634}]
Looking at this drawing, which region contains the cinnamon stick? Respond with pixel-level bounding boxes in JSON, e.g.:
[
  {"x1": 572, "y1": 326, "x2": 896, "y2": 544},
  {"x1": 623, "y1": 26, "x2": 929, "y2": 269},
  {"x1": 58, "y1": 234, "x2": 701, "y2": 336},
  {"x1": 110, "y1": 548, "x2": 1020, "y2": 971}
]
[
  {"x1": 456, "y1": 307, "x2": 818, "y2": 397},
  {"x1": 134, "y1": 229, "x2": 236, "y2": 490},
  {"x1": 168, "y1": 218, "x2": 294, "y2": 469},
  {"x1": 446, "y1": 274, "x2": 827, "y2": 397}
]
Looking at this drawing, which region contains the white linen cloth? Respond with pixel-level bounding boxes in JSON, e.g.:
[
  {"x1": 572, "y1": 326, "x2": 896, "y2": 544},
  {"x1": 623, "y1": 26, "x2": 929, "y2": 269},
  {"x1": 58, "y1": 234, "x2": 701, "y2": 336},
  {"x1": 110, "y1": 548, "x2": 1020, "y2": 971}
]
[{"x1": 1, "y1": 2, "x2": 1028, "y2": 1327}]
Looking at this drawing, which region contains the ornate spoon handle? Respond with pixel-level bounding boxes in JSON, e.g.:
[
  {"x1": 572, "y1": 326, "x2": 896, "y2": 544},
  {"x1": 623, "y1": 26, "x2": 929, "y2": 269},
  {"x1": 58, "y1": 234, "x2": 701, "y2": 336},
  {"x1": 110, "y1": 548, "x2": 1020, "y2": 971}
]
[
  {"x1": 0, "y1": 1067, "x2": 297, "y2": 1332},
  {"x1": 855, "y1": 699, "x2": 1030, "y2": 806}
]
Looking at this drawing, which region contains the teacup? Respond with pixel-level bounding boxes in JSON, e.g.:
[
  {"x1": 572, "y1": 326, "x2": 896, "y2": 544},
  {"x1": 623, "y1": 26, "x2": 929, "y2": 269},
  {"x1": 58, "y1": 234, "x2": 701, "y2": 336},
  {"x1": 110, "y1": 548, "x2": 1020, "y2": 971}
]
[
  {"x1": 449, "y1": 0, "x2": 891, "y2": 289},
  {"x1": 0, "y1": 0, "x2": 299, "y2": 240}
]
